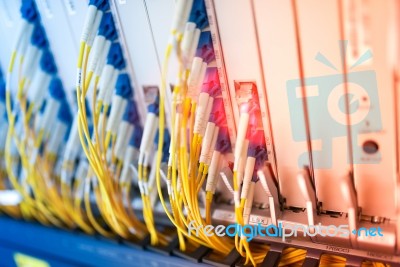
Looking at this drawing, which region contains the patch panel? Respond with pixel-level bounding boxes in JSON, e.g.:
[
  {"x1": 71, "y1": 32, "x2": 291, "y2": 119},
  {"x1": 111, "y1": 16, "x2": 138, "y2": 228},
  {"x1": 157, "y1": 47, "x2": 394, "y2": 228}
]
[
  {"x1": 34, "y1": 0, "x2": 78, "y2": 97},
  {"x1": 210, "y1": 0, "x2": 277, "y2": 183},
  {"x1": 343, "y1": 0, "x2": 398, "y2": 223},
  {"x1": 397, "y1": 6, "x2": 400, "y2": 254},
  {"x1": 0, "y1": 1, "x2": 399, "y2": 266},
  {"x1": 292, "y1": 0, "x2": 352, "y2": 215},
  {"x1": 142, "y1": 0, "x2": 179, "y2": 86},
  {"x1": 0, "y1": 0, "x2": 21, "y2": 68},
  {"x1": 251, "y1": 0, "x2": 308, "y2": 210},
  {"x1": 111, "y1": 0, "x2": 167, "y2": 126}
]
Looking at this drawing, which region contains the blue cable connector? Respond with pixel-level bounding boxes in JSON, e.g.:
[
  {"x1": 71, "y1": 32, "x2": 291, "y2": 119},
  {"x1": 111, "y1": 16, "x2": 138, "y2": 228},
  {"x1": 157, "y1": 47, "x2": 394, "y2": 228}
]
[
  {"x1": 21, "y1": 0, "x2": 39, "y2": 23},
  {"x1": 115, "y1": 74, "x2": 133, "y2": 99},
  {"x1": 202, "y1": 67, "x2": 220, "y2": 96},
  {"x1": 189, "y1": 0, "x2": 208, "y2": 30},
  {"x1": 48, "y1": 78, "x2": 66, "y2": 101},
  {"x1": 247, "y1": 130, "x2": 268, "y2": 182},
  {"x1": 98, "y1": 12, "x2": 117, "y2": 41},
  {"x1": 57, "y1": 100, "x2": 73, "y2": 126},
  {"x1": 147, "y1": 96, "x2": 159, "y2": 116},
  {"x1": 107, "y1": 43, "x2": 126, "y2": 70},
  {"x1": 40, "y1": 50, "x2": 57, "y2": 75},
  {"x1": 0, "y1": 69, "x2": 5, "y2": 104},
  {"x1": 122, "y1": 100, "x2": 140, "y2": 125},
  {"x1": 58, "y1": 100, "x2": 73, "y2": 140},
  {"x1": 39, "y1": 100, "x2": 46, "y2": 114},
  {"x1": 215, "y1": 127, "x2": 231, "y2": 154},
  {"x1": 196, "y1": 32, "x2": 214, "y2": 63},
  {"x1": 98, "y1": 0, "x2": 110, "y2": 12},
  {"x1": 31, "y1": 23, "x2": 48, "y2": 49},
  {"x1": 209, "y1": 98, "x2": 225, "y2": 127},
  {"x1": 89, "y1": 0, "x2": 109, "y2": 10},
  {"x1": 129, "y1": 126, "x2": 143, "y2": 149}
]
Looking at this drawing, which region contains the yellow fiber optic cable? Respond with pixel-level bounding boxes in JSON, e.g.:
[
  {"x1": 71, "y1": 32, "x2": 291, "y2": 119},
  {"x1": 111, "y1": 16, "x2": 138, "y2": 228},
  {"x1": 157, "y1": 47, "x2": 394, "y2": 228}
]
[{"x1": 77, "y1": 37, "x2": 149, "y2": 240}]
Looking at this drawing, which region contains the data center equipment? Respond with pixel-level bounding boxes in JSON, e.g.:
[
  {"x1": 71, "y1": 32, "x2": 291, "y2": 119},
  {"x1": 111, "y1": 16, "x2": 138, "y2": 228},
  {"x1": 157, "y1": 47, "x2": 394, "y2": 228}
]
[{"x1": 0, "y1": 0, "x2": 399, "y2": 266}]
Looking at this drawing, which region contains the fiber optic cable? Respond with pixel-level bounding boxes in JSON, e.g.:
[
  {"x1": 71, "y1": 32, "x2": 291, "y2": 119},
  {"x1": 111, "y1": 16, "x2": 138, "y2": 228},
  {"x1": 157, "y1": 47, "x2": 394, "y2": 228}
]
[
  {"x1": 85, "y1": 12, "x2": 117, "y2": 93},
  {"x1": 156, "y1": 0, "x2": 243, "y2": 259},
  {"x1": 37, "y1": 78, "x2": 66, "y2": 143},
  {"x1": 103, "y1": 74, "x2": 132, "y2": 153},
  {"x1": 137, "y1": 98, "x2": 162, "y2": 245},
  {"x1": 156, "y1": 0, "x2": 305, "y2": 264},
  {"x1": 239, "y1": 133, "x2": 268, "y2": 265},
  {"x1": 4, "y1": 0, "x2": 63, "y2": 225},
  {"x1": 69, "y1": 157, "x2": 97, "y2": 234},
  {"x1": 26, "y1": 49, "x2": 58, "y2": 116},
  {"x1": 18, "y1": 23, "x2": 48, "y2": 99},
  {"x1": 165, "y1": 95, "x2": 188, "y2": 251},
  {"x1": 61, "y1": 99, "x2": 92, "y2": 188},
  {"x1": 148, "y1": 129, "x2": 170, "y2": 209},
  {"x1": 77, "y1": 15, "x2": 148, "y2": 239},
  {"x1": 187, "y1": 34, "x2": 216, "y2": 171},
  {"x1": 25, "y1": 98, "x2": 75, "y2": 227},
  {"x1": 76, "y1": 0, "x2": 133, "y2": 238},
  {"x1": 156, "y1": 0, "x2": 229, "y2": 251},
  {"x1": 178, "y1": 0, "x2": 209, "y2": 154},
  {"x1": 113, "y1": 100, "x2": 139, "y2": 166},
  {"x1": 231, "y1": 99, "x2": 259, "y2": 264},
  {"x1": 21, "y1": 59, "x2": 75, "y2": 227},
  {"x1": 61, "y1": 101, "x2": 95, "y2": 234},
  {"x1": 96, "y1": 42, "x2": 125, "y2": 115},
  {"x1": 135, "y1": 97, "x2": 173, "y2": 246},
  {"x1": 82, "y1": 171, "x2": 115, "y2": 238},
  {"x1": 0, "y1": 68, "x2": 21, "y2": 218},
  {"x1": 95, "y1": 85, "x2": 148, "y2": 239},
  {"x1": 45, "y1": 101, "x2": 73, "y2": 166},
  {"x1": 119, "y1": 126, "x2": 142, "y2": 193},
  {"x1": 195, "y1": 97, "x2": 227, "y2": 198},
  {"x1": 193, "y1": 67, "x2": 220, "y2": 186},
  {"x1": 204, "y1": 127, "x2": 231, "y2": 224},
  {"x1": 183, "y1": 7, "x2": 239, "y2": 257},
  {"x1": 174, "y1": 78, "x2": 232, "y2": 257}
]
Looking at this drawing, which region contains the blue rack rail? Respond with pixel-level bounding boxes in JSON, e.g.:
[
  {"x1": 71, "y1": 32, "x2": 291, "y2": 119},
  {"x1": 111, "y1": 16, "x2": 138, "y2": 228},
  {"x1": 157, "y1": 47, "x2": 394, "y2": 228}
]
[{"x1": 0, "y1": 217, "x2": 204, "y2": 267}]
